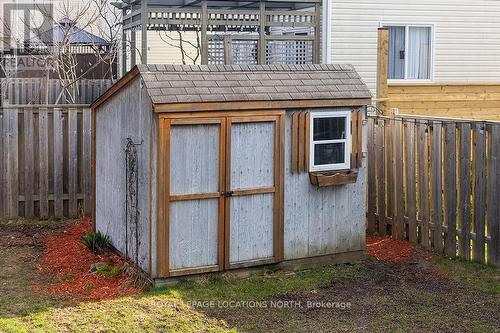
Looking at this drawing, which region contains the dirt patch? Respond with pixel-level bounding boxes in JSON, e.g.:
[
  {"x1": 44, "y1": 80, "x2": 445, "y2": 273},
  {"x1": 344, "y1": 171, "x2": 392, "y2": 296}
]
[
  {"x1": 202, "y1": 247, "x2": 500, "y2": 333},
  {"x1": 0, "y1": 219, "x2": 73, "y2": 247},
  {"x1": 39, "y1": 218, "x2": 142, "y2": 302},
  {"x1": 366, "y1": 235, "x2": 415, "y2": 263}
]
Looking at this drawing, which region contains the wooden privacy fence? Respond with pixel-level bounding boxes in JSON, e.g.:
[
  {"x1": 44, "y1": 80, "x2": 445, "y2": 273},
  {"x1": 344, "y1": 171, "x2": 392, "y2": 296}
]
[
  {"x1": 0, "y1": 105, "x2": 92, "y2": 219},
  {"x1": 366, "y1": 114, "x2": 500, "y2": 266},
  {"x1": 1, "y1": 78, "x2": 113, "y2": 105}
]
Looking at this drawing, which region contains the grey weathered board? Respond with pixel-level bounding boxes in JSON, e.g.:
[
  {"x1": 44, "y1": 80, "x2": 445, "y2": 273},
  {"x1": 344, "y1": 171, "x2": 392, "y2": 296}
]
[
  {"x1": 366, "y1": 115, "x2": 500, "y2": 266},
  {"x1": 0, "y1": 106, "x2": 93, "y2": 219}
]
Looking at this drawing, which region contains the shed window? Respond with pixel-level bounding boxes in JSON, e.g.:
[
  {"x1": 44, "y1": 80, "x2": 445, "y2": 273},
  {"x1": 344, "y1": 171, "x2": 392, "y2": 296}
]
[
  {"x1": 309, "y1": 111, "x2": 351, "y2": 171},
  {"x1": 387, "y1": 25, "x2": 432, "y2": 80}
]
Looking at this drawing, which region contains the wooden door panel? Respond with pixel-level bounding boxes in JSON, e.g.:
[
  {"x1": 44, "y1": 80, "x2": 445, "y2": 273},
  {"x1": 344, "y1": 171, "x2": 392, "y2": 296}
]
[
  {"x1": 230, "y1": 122, "x2": 275, "y2": 190},
  {"x1": 169, "y1": 198, "x2": 219, "y2": 270},
  {"x1": 169, "y1": 123, "x2": 219, "y2": 195},
  {"x1": 167, "y1": 120, "x2": 225, "y2": 275},
  {"x1": 229, "y1": 193, "x2": 274, "y2": 264},
  {"x1": 226, "y1": 116, "x2": 281, "y2": 267}
]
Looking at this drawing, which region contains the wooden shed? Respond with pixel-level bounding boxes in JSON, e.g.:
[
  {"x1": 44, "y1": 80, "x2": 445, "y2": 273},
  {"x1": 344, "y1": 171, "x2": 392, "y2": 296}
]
[{"x1": 91, "y1": 64, "x2": 372, "y2": 285}]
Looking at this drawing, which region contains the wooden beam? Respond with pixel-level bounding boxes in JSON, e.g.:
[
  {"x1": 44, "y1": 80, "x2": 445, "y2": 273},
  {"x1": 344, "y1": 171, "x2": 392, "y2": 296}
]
[
  {"x1": 153, "y1": 98, "x2": 372, "y2": 113},
  {"x1": 312, "y1": 1, "x2": 321, "y2": 64},
  {"x1": 258, "y1": 0, "x2": 266, "y2": 64},
  {"x1": 141, "y1": 0, "x2": 148, "y2": 63},
  {"x1": 376, "y1": 28, "x2": 389, "y2": 115},
  {"x1": 201, "y1": 0, "x2": 208, "y2": 65}
]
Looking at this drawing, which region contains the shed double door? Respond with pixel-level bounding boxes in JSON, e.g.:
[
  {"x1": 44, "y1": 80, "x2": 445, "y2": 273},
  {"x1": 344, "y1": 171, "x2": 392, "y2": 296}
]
[{"x1": 158, "y1": 112, "x2": 284, "y2": 277}]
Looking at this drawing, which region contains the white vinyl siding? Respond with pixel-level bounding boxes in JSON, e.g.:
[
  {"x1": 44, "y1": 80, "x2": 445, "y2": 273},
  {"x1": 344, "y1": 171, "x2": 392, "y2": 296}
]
[{"x1": 328, "y1": 0, "x2": 500, "y2": 92}]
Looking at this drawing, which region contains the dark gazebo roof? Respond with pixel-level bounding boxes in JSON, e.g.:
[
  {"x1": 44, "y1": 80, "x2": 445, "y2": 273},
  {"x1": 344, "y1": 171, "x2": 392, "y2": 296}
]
[{"x1": 26, "y1": 18, "x2": 109, "y2": 46}]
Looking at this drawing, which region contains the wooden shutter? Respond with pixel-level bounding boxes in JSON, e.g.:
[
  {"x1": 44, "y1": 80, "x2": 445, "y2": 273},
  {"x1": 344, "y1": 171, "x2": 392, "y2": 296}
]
[
  {"x1": 351, "y1": 110, "x2": 363, "y2": 169},
  {"x1": 291, "y1": 111, "x2": 310, "y2": 173}
]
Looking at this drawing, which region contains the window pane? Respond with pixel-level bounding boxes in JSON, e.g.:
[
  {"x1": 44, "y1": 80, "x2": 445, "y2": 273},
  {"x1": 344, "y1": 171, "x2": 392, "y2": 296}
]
[
  {"x1": 313, "y1": 117, "x2": 346, "y2": 140},
  {"x1": 388, "y1": 26, "x2": 405, "y2": 79},
  {"x1": 408, "y1": 27, "x2": 431, "y2": 79},
  {"x1": 314, "y1": 143, "x2": 345, "y2": 166}
]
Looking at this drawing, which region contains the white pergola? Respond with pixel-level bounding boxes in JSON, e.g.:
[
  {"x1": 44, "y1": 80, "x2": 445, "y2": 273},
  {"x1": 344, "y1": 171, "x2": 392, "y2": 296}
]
[{"x1": 113, "y1": 0, "x2": 322, "y2": 70}]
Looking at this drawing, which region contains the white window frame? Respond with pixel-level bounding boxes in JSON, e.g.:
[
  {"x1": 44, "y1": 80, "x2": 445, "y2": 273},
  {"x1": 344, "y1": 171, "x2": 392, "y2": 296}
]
[
  {"x1": 309, "y1": 111, "x2": 351, "y2": 172},
  {"x1": 382, "y1": 23, "x2": 435, "y2": 83}
]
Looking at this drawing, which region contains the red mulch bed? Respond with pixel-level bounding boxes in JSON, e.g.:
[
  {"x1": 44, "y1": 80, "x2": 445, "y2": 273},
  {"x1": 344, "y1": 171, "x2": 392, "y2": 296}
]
[
  {"x1": 39, "y1": 218, "x2": 142, "y2": 302},
  {"x1": 366, "y1": 236, "x2": 415, "y2": 262}
]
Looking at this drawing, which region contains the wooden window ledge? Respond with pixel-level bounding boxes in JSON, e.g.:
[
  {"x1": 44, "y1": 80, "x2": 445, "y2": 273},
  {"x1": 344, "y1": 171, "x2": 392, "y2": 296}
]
[{"x1": 309, "y1": 170, "x2": 358, "y2": 187}]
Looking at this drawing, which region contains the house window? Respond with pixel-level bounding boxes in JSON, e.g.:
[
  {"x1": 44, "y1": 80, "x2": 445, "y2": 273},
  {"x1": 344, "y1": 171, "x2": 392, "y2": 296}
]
[
  {"x1": 309, "y1": 111, "x2": 351, "y2": 171},
  {"x1": 387, "y1": 25, "x2": 432, "y2": 80}
]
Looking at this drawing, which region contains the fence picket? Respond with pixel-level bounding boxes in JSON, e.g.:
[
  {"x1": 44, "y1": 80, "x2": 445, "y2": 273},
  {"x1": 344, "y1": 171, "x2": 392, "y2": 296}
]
[
  {"x1": 39, "y1": 108, "x2": 49, "y2": 218},
  {"x1": 444, "y1": 123, "x2": 457, "y2": 257},
  {"x1": 417, "y1": 121, "x2": 430, "y2": 248},
  {"x1": 83, "y1": 108, "x2": 92, "y2": 215},
  {"x1": 4, "y1": 109, "x2": 19, "y2": 217},
  {"x1": 376, "y1": 119, "x2": 386, "y2": 235},
  {"x1": 487, "y1": 124, "x2": 500, "y2": 265},
  {"x1": 367, "y1": 118, "x2": 377, "y2": 234},
  {"x1": 431, "y1": 121, "x2": 443, "y2": 254},
  {"x1": 405, "y1": 121, "x2": 417, "y2": 243},
  {"x1": 0, "y1": 110, "x2": 4, "y2": 216},
  {"x1": 458, "y1": 123, "x2": 472, "y2": 260},
  {"x1": 68, "y1": 108, "x2": 78, "y2": 217},
  {"x1": 24, "y1": 109, "x2": 34, "y2": 217},
  {"x1": 394, "y1": 119, "x2": 404, "y2": 239},
  {"x1": 473, "y1": 124, "x2": 487, "y2": 263},
  {"x1": 53, "y1": 109, "x2": 64, "y2": 216}
]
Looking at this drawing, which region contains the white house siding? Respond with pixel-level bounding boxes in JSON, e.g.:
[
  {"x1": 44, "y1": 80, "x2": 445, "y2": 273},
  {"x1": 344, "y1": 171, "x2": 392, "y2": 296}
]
[{"x1": 329, "y1": 0, "x2": 500, "y2": 92}]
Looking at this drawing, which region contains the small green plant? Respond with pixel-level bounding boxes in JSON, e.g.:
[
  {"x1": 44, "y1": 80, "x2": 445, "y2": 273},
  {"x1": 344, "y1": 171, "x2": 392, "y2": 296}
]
[
  {"x1": 81, "y1": 231, "x2": 109, "y2": 253},
  {"x1": 96, "y1": 263, "x2": 122, "y2": 277}
]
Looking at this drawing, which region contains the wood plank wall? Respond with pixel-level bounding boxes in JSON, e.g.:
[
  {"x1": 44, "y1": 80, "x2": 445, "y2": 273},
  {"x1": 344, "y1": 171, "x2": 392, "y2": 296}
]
[
  {"x1": 1, "y1": 78, "x2": 113, "y2": 105},
  {"x1": 366, "y1": 114, "x2": 500, "y2": 266},
  {"x1": 0, "y1": 106, "x2": 92, "y2": 219},
  {"x1": 387, "y1": 83, "x2": 500, "y2": 121}
]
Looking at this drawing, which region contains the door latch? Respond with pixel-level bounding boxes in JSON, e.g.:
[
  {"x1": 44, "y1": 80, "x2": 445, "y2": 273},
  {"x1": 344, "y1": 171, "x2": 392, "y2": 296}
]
[{"x1": 220, "y1": 191, "x2": 234, "y2": 197}]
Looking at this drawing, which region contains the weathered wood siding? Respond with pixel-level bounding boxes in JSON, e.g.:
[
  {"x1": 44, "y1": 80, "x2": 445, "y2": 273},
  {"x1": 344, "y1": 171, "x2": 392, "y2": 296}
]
[
  {"x1": 387, "y1": 83, "x2": 500, "y2": 121},
  {"x1": 95, "y1": 77, "x2": 152, "y2": 273},
  {"x1": 284, "y1": 108, "x2": 366, "y2": 260}
]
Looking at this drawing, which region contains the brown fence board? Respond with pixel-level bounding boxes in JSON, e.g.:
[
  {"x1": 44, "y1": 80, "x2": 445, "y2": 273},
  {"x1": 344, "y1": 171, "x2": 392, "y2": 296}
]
[
  {"x1": 23, "y1": 109, "x2": 34, "y2": 217},
  {"x1": 458, "y1": 123, "x2": 472, "y2": 260},
  {"x1": 405, "y1": 121, "x2": 417, "y2": 243},
  {"x1": 473, "y1": 124, "x2": 487, "y2": 263},
  {"x1": 376, "y1": 119, "x2": 386, "y2": 235},
  {"x1": 394, "y1": 119, "x2": 404, "y2": 239},
  {"x1": 83, "y1": 109, "x2": 92, "y2": 215},
  {"x1": 431, "y1": 121, "x2": 443, "y2": 254},
  {"x1": 367, "y1": 118, "x2": 377, "y2": 234},
  {"x1": 68, "y1": 109, "x2": 78, "y2": 217},
  {"x1": 443, "y1": 123, "x2": 457, "y2": 257},
  {"x1": 53, "y1": 109, "x2": 64, "y2": 216},
  {"x1": 487, "y1": 124, "x2": 500, "y2": 265},
  {"x1": 39, "y1": 108, "x2": 49, "y2": 218},
  {"x1": 417, "y1": 121, "x2": 430, "y2": 248}
]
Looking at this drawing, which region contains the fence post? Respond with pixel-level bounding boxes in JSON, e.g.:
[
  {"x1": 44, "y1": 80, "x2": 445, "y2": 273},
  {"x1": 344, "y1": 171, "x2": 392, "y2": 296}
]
[
  {"x1": 376, "y1": 28, "x2": 389, "y2": 115},
  {"x1": 367, "y1": 117, "x2": 377, "y2": 234}
]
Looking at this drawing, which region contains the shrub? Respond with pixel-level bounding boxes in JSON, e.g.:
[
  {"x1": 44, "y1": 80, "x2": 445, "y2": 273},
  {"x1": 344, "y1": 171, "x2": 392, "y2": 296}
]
[
  {"x1": 96, "y1": 263, "x2": 123, "y2": 277},
  {"x1": 81, "y1": 231, "x2": 109, "y2": 253}
]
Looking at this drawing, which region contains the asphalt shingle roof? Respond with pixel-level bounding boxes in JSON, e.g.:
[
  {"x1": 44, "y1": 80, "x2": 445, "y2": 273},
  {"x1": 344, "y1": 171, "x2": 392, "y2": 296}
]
[{"x1": 135, "y1": 64, "x2": 372, "y2": 104}]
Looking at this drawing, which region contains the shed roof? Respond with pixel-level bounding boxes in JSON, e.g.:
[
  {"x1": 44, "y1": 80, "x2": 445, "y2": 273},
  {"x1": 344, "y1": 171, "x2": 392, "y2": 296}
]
[{"x1": 93, "y1": 64, "x2": 372, "y2": 112}]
